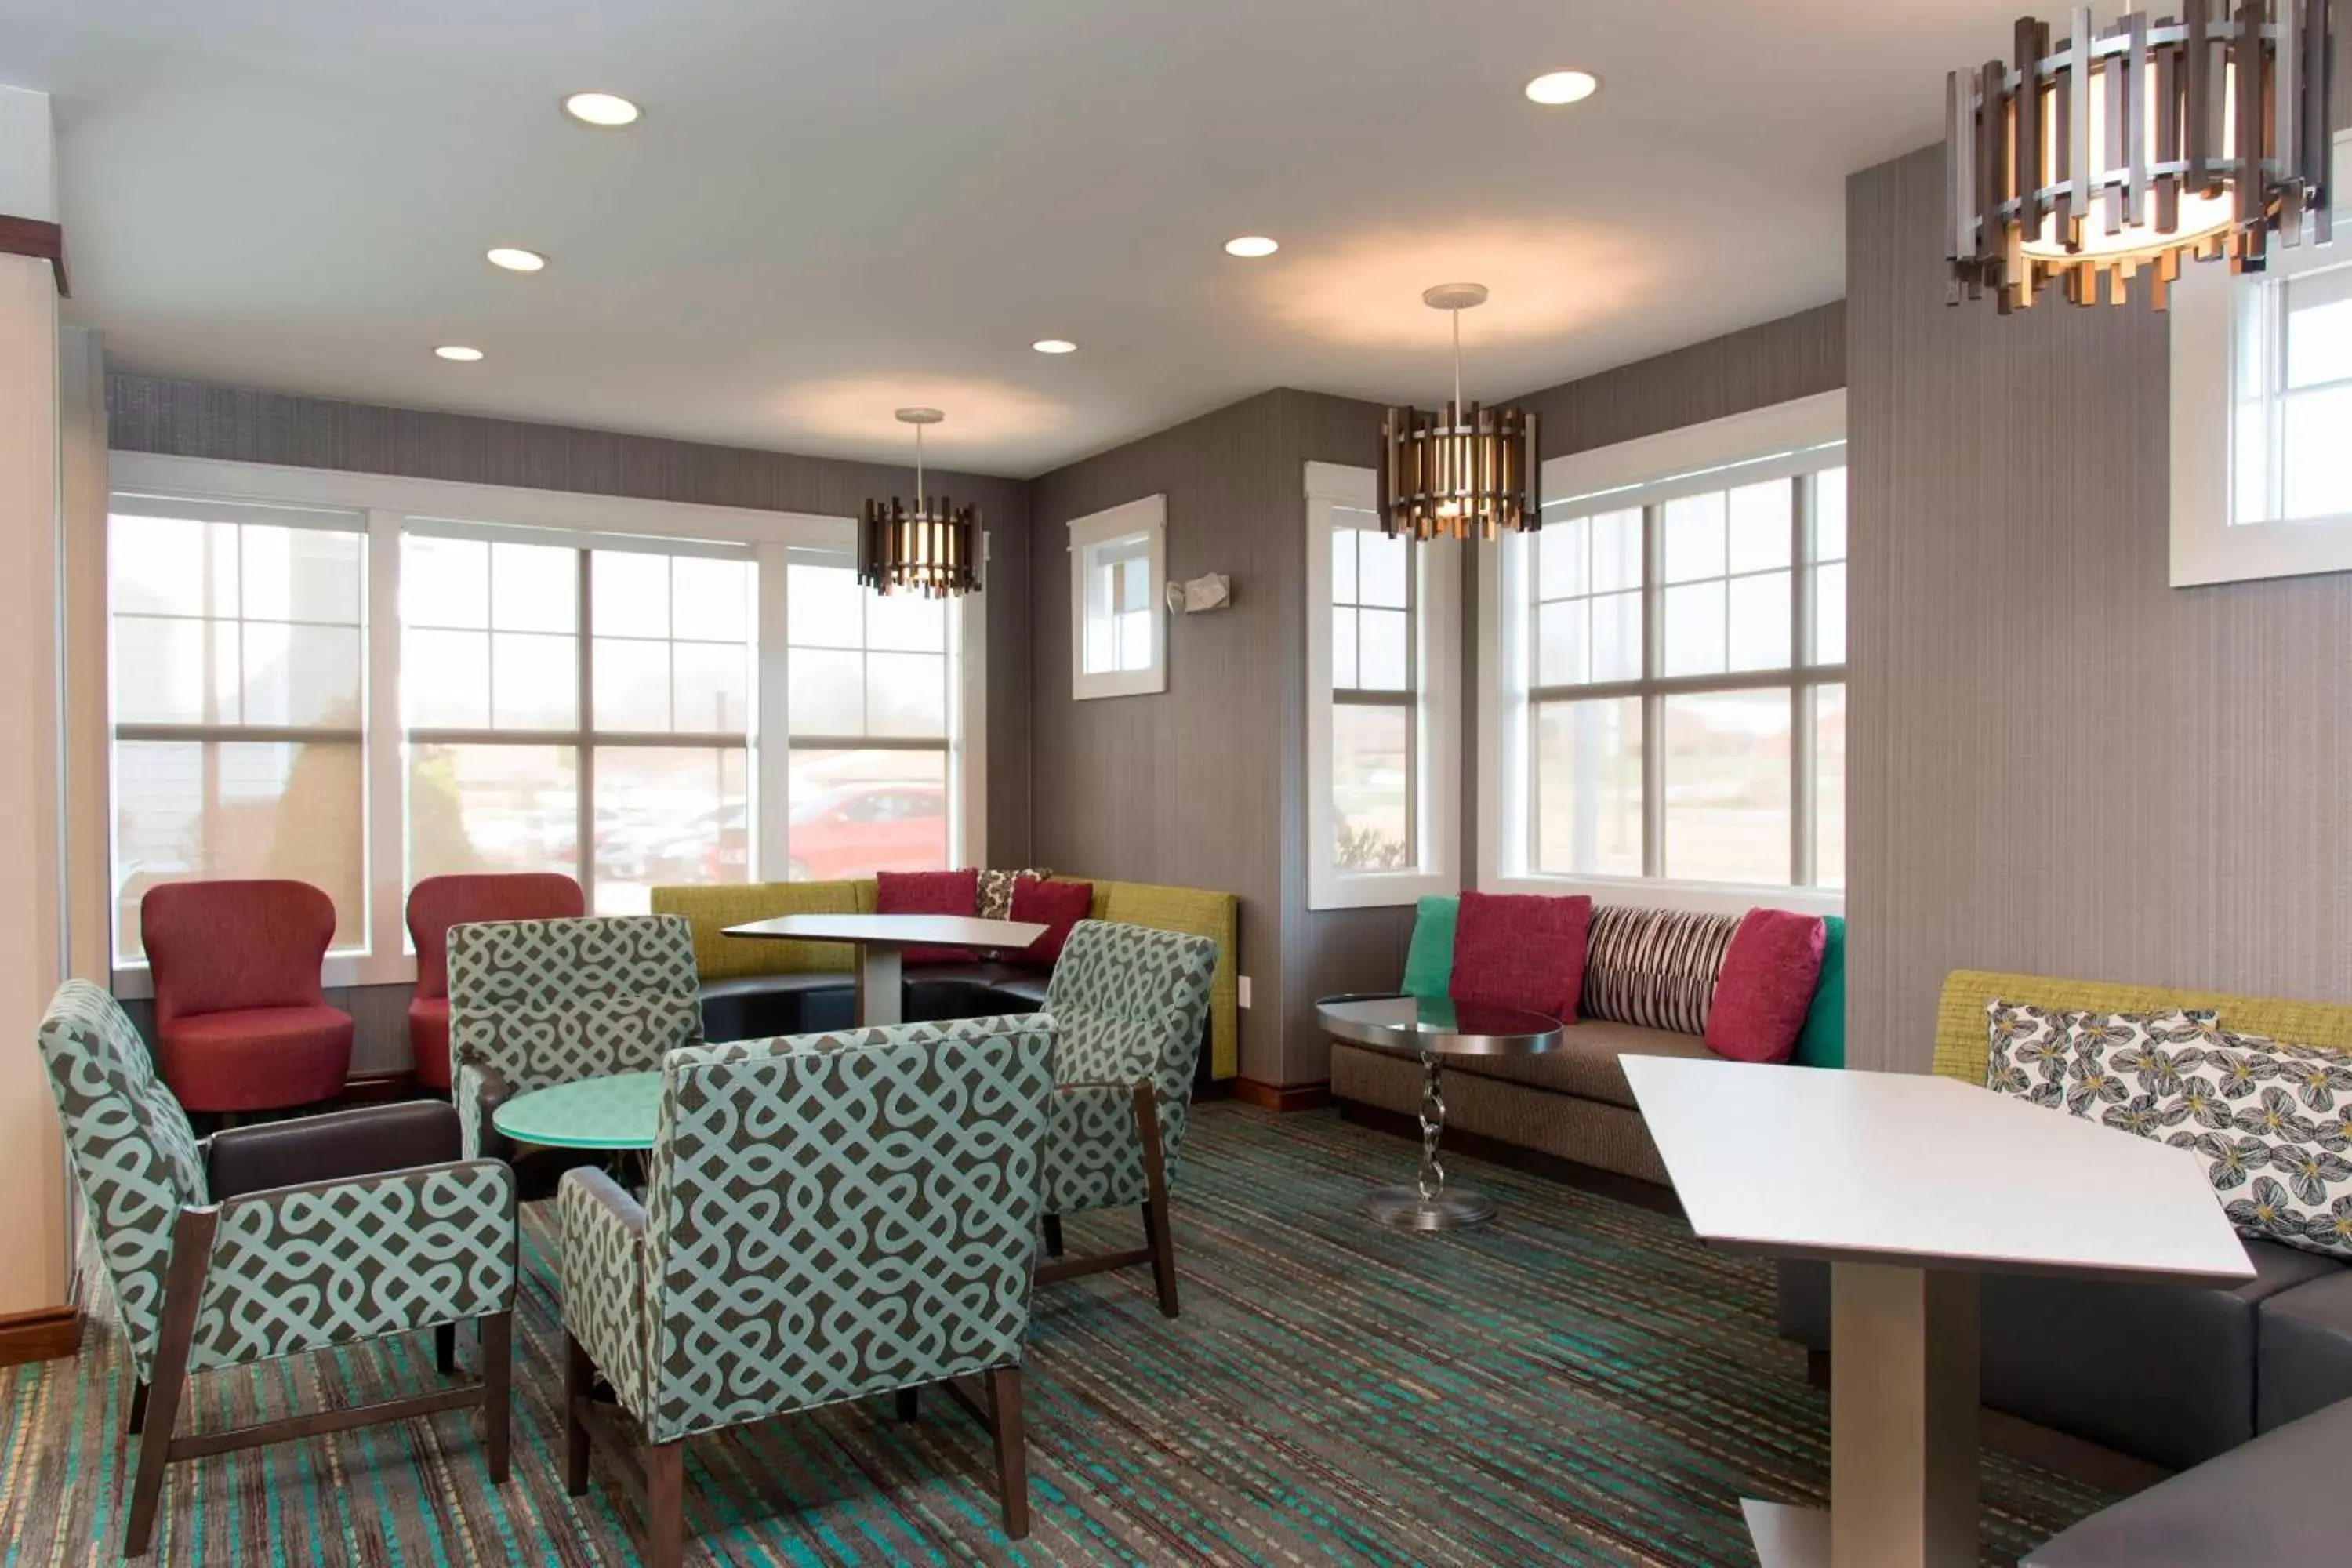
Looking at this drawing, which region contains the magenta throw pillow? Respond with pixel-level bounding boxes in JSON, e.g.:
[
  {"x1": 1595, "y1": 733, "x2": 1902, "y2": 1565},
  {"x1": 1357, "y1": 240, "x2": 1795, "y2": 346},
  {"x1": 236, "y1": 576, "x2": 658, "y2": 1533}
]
[
  {"x1": 875, "y1": 868, "x2": 980, "y2": 964},
  {"x1": 1704, "y1": 909, "x2": 1828, "y2": 1063},
  {"x1": 1009, "y1": 877, "x2": 1092, "y2": 970},
  {"x1": 1447, "y1": 890, "x2": 1591, "y2": 1021}
]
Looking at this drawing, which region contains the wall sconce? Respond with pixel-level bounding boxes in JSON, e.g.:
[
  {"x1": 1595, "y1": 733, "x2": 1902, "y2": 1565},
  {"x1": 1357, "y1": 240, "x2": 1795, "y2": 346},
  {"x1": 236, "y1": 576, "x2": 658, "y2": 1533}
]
[{"x1": 1164, "y1": 572, "x2": 1232, "y2": 614}]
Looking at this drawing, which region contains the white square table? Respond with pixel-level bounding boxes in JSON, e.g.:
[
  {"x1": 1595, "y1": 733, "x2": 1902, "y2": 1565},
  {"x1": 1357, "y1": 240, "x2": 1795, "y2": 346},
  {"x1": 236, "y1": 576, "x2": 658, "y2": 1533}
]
[
  {"x1": 1621, "y1": 1055, "x2": 2253, "y2": 1568},
  {"x1": 720, "y1": 913, "x2": 1046, "y2": 1025}
]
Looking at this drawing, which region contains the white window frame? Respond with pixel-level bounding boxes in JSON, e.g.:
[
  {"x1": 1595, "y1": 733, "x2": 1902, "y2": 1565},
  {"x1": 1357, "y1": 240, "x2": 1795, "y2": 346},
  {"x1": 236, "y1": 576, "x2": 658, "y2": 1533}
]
[
  {"x1": 1068, "y1": 495, "x2": 1167, "y2": 699},
  {"x1": 1477, "y1": 390, "x2": 1846, "y2": 918},
  {"x1": 1305, "y1": 462, "x2": 1461, "y2": 910},
  {"x1": 102, "y1": 452, "x2": 987, "y2": 994},
  {"x1": 2172, "y1": 130, "x2": 2352, "y2": 587}
]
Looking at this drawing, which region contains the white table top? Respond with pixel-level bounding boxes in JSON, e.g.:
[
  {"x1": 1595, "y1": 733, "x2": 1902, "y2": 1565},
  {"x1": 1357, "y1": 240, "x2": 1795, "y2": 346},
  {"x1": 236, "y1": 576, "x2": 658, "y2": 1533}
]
[
  {"x1": 1621, "y1": 1056, "x2": 2254, "y2": 1287},
  {"x1": 722, "y1": 913, "x2": 1047, "y2": 949}
]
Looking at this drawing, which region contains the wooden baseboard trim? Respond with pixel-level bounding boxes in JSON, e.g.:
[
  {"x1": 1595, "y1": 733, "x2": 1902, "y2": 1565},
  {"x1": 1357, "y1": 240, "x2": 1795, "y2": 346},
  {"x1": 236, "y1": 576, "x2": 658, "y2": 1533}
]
[
  {"x1": 1336, "y1": 1097, "x2": 1685, "y2": 1218},
  {"x1": 0, "y1": 1306, "x2": 83, "y2": 1367},
  {"x1": 1802, "y1": 1348, "x2": 2170, "y2": 1496},
  {"x1": 1232, "y1": 1078, "x2": 1333, "y2": 1113}
]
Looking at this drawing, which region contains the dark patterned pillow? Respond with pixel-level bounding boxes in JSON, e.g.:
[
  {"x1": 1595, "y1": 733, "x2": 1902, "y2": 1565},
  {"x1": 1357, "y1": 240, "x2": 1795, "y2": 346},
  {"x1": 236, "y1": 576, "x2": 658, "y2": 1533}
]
[
  {"x1": 977, "y1": 867, "x2": 1053, "y2": 921},
  {"x1": 1581, "y1": 906, "x2": 1740, "y2": 1036}
]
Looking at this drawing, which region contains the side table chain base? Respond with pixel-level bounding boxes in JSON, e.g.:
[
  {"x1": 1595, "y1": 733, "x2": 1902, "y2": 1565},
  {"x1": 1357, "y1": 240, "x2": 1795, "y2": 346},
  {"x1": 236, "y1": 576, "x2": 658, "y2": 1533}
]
[{"x1": 1360, "y1": 1050, "x2": 1496, "y2": 1231}]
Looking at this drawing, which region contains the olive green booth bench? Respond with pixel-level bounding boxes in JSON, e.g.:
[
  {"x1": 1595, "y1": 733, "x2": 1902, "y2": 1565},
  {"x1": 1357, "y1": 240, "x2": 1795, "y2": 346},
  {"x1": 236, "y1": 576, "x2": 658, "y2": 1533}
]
[{"x1": 649, "y1": 877, "x2": 1241, "y2": 1081}]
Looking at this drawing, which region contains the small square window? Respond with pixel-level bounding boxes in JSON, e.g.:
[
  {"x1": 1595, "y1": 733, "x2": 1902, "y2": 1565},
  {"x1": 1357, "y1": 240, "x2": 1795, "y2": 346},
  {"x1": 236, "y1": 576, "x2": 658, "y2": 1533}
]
[{"x1": 1069, "y1": 496, "x2": 1167, "y2": 699}]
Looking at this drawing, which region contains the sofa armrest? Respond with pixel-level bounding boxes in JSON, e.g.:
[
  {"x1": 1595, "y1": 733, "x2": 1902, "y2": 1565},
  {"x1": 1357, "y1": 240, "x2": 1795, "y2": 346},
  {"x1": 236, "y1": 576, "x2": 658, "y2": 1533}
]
[
  {"x1": 197, "y1": 1160, "x2": 517, "y2": 1366},
  {"x1": 557, "y1": 1167, "x2": 652, "y2": 1419},
  {"x1": 206, "y1": 1100, "x2": 462, "y2": 1200}
]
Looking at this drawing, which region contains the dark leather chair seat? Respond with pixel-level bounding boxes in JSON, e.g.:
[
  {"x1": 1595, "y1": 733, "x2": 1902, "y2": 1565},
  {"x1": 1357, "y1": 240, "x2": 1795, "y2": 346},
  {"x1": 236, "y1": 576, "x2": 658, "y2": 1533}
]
[
  {"x1": 1778, "y1": 1241, "x2": 2349, "y2": 1471},
  {"x1": 2024, "y1": 1394, "x2": 2352, "y2": 1566},
  {"x1": 697, "y1": 964, "x2": 1052, "y2": 1043},
  {"x1": 2256, "y1": 1265, "x2": 2352, "y2": 1431},
  {"x1": 697, "y1": 972, "x2": 858, "y2": 1041}
]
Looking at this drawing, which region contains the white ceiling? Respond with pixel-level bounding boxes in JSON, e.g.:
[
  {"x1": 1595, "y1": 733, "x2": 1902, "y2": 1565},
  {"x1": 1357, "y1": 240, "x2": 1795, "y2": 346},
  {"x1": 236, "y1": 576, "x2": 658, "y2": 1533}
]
[{"x1": 5, "y1": 0, "x2": 2024, "y2": 477}]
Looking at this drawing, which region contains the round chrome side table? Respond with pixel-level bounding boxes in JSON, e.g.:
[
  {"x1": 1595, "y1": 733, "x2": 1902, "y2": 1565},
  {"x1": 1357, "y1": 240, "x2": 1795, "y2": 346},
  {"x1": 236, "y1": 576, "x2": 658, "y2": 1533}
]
[{"x1": 1316, "y1": 993, "x2": 1563, "y2": 1231}]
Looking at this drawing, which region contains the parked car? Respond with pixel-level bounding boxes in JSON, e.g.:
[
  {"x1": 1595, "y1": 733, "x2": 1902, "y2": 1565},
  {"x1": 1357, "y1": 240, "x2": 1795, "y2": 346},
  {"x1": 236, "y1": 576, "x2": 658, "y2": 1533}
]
[{"x1": 781, "y1": 782, "x2": 947, "y2": 880}]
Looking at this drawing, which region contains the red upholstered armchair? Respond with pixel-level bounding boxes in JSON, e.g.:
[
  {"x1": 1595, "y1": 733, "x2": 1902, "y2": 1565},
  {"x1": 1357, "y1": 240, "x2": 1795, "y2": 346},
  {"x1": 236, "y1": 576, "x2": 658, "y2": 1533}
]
[
  {"x1": 140, "y1": 880, "x2": 353, "y2": 1114},
  {"x1": 406, "y1": 873, "x2": 586, "y2": 1091}
]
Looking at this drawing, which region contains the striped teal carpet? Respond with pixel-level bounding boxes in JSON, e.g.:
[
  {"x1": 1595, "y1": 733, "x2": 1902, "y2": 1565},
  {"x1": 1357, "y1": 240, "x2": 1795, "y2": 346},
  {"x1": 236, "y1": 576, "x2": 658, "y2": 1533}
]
[{"x1": 1, "y1": 1104, "x2": 2111, "y2": 1564}]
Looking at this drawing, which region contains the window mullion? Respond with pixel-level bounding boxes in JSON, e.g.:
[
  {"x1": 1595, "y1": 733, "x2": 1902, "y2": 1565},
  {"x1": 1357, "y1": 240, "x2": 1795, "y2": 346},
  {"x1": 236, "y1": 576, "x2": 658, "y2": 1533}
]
[
  {"x1": 1406, "y1": 532, "x2": 1421, "y2": 868},
  {"x1": 576, "y1": 549, "x2": 595, "y2": 907},
  {"x1": 1791, "y1": 474, "x2": 1815, "y2": 886},
  {"x1": 1641, "y1": 500, "x2": 1664, "y2": 878},
  {"x1": 364, "y1": 509, "x2": 405, "y2": 967}
]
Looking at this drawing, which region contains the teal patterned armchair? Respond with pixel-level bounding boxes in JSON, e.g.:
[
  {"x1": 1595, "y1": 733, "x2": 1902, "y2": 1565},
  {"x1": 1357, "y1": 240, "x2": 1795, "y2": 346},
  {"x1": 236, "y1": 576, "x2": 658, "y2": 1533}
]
[
  {"x1": 1034, "y1": 919, "x2": 1219, "y2": 1316},
  {"x1": 557, "y1": 1013, "x2": 1054, "y2": 1560},
  {"x1": 36, "y1": 980, "x2": 516, "y2": 1557},
  {"x1": 448, "y1": 914, "x2": 702, "y2": 1182}
]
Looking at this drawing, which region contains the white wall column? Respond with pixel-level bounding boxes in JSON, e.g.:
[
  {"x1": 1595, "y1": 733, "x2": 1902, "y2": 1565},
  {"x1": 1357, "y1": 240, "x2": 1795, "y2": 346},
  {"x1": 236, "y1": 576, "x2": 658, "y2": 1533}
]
[{"x1": 0, "y1": 83, "x2": 72, "y2": 1328}]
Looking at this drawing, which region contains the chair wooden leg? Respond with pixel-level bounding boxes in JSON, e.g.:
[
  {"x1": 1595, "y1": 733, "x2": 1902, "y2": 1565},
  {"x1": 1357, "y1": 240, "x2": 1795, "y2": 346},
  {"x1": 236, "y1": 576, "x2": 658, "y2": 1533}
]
[
  {"x1": 434, "y1": 1322, "x2": 456, "y2": 1375},
  {"x1": 564, "y1": 1332, "x2": 592, "y2": 1497},
  {"x1": 1134, "y1": 1084, "x2": 1180, "y2": 1319},
  {"x1": 1042, "y1": 1214, "x2": 1064, "y2": 1258},
  {"x1": 895, "y1": 1387, "x2": 919, "y2": 1421},
  {"x1": 126, "y1": 1208, "x2": 216, "y2": 1557},
  {"x1": 644, "y1": 1440, "x2": 685, "y2": 1568},
  {"x1": 989, "y1": 1364, "x2": 1029, "y2": 1539},
  {"x1": 127, "y1": 1380, "x2": 147, "y2": 1436},
  {"x1": 480, "y1": 1312, "x2": 511, "y2": 1485}
]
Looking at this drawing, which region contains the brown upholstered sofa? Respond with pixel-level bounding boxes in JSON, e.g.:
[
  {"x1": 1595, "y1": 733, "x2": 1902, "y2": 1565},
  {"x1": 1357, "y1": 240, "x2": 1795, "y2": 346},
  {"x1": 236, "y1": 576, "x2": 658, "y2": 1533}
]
[{"x1": 1330, "y1": 901, "x2": 1842, "y2": 1185}]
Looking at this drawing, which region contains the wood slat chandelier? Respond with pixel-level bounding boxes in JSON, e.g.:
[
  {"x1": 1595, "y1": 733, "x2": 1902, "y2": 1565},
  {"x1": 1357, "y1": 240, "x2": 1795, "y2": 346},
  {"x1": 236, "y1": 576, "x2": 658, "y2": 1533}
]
[
  {"x1": 1948, "y1": 0, "x2": 2336, "y2": 311},
  {"x1": 859, "y1": 407, "x2": 982, "y2": 597},
  {"x1": 1379, "y1": 283, "x2": 1540, "y2": 541}
]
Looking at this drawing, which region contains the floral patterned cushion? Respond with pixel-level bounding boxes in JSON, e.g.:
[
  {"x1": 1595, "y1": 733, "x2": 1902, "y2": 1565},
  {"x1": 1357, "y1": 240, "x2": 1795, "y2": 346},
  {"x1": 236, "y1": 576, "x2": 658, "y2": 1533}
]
[
  {"x1": 1984, "y1": 999, "x2": 2074, "y2": 1108},
  {"x1": 2000, "y1": 1005, "x2": 2352, "y2": 1261}
]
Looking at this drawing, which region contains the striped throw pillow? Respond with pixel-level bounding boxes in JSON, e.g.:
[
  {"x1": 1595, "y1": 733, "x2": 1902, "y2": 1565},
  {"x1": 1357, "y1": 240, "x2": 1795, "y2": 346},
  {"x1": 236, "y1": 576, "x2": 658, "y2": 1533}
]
[{"x1": 1581, "y1": 906, "x2": 1740, "y2": 1036}]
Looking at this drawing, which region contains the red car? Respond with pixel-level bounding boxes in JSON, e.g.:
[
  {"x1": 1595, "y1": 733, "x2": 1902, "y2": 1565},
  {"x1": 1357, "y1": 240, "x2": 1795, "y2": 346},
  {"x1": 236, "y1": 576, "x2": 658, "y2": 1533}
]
[
  {"x1": 786, "y1": 782, "x2": 949, "y2": 880},
  {"x1": 702, "y1": 782, "x2": 949, "y2": 881}
]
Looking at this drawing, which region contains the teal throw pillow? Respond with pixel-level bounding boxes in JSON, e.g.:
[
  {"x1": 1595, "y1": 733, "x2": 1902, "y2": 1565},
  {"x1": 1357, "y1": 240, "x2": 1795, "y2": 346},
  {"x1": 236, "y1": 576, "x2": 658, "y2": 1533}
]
[
  {"x1": 1400, "y1": 895, "x2": 1459, "y2": 1000},
  {"x1": 1791, "y1": 914, "x2": 1845, "y2": 1069}
]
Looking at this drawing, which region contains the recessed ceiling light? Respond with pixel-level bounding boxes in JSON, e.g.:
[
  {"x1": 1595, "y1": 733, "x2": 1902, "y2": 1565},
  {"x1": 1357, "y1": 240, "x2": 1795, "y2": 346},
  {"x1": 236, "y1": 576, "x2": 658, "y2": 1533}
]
[
  {"x1": 485, "y1": 246, "x2": 546, "y2": 272},
  {"x1": 1525, "y1": 70, "x2": 1600, "y2": 106},
  {"x1": 1225, "y1": 235, "x2": 1279, "y2": 258},
  {"x1": 434, "y1": 345, "x2": 485, "y2": 362},
  {"x1": 563, "y1": 91, "x2": 641, "y2": 128},
  {"x1": 1032, "y1": 339, "x2": 1078, "y2": 354}
]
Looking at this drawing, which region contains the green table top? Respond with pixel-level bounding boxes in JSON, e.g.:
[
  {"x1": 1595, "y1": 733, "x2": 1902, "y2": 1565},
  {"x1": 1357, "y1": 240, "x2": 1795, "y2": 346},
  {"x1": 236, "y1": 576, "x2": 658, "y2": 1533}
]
[{"x1": 492, "y1": 1071, "x2": 662, "y2": 1151}]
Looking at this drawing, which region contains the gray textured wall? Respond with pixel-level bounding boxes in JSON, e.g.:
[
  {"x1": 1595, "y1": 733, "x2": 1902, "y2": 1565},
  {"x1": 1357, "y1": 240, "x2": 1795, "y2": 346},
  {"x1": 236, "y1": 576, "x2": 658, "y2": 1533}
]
[
  {"x1": 1027, "y1": 388, "x2": 1387, "y2": 1084},
  {"x1": 1844, "y1": 144, "x2": 2352, "y2": 1073}
]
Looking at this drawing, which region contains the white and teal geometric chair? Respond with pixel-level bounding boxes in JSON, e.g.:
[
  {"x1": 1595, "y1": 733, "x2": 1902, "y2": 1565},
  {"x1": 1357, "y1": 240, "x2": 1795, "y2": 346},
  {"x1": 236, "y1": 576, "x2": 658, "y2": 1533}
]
[
  {"x1": 448, "y1": 913, "x2": 702, "y2": 1191},
  {"x1": 1033, "y1": 919, "x2": 1219, "y2": 1317},
  {"x1": 557, "y1": 1013, "x2": 1054, "y2": 1562},
  {"x1": 35, "y1": 979, "x2": 517, "y2": 1557}
]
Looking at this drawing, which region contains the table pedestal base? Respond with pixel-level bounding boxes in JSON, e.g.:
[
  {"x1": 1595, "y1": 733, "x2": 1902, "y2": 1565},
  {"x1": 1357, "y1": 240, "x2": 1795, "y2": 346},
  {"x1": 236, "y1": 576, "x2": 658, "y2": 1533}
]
[
  {"x1": 1362, "y1": 1185, "x2": 1495, "y2": 1231},
  {"x1": 854, "y1": 945, "x2": 903, "y2": 1026},
  {"x1": 1363, "y1": 1051, "x2": 1499, "y2": 1231},
  {"x1": 1740, "y1": 1262, "x2": 1980, "y2": 1568}
]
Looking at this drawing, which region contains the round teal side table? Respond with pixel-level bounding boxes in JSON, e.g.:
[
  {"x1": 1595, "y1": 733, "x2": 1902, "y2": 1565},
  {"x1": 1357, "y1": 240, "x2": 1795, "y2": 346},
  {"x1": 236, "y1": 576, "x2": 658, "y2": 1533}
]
[{"x1": 492, "y1": 1070, "x2": 662, "y2": 1151}]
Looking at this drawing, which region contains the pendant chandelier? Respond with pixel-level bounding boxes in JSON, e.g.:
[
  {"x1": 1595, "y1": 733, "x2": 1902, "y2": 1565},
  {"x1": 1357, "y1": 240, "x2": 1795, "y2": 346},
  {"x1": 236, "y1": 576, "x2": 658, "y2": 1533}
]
[
  {"x1": 1379, "y1": 283, "x2": 1540, "y2": 542},
  {"x1": 859, "y1": 408, "x2": 982, "y2": 597},
  {"x1": 1947, "y1": 0, "x2": 2336, "y2": 312}
]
